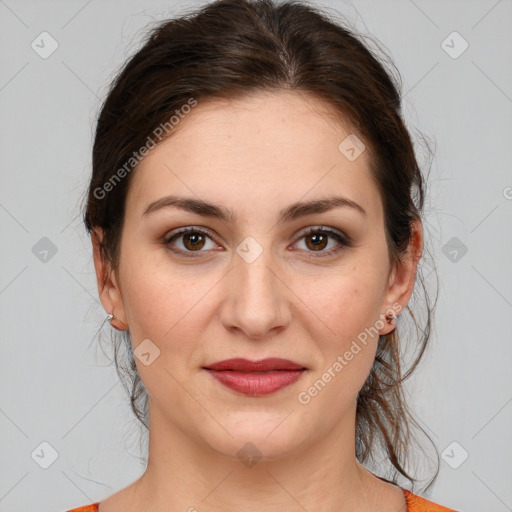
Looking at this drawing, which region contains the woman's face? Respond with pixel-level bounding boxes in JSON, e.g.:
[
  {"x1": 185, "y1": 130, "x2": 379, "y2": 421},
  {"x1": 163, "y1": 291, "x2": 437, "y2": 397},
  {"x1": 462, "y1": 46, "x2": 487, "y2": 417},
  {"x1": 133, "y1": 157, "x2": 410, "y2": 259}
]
[{"x1": 95, "y1": 90, "x2": 420, "y2": 461}]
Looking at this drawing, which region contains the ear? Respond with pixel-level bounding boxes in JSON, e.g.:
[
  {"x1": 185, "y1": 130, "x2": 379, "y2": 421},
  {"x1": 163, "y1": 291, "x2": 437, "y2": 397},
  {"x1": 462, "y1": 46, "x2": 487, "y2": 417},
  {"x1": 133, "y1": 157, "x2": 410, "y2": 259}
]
[
  {"x1": 378, "y1": 218, "x2": 423, "y2": 335},
  {"x1": 91, "y1": 228, "x2": 127, "y2": 329}
]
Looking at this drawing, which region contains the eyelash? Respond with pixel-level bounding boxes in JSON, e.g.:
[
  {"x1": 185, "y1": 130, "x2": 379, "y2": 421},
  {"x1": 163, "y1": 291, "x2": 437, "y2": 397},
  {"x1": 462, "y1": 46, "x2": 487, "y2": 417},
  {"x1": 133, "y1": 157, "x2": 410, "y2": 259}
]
[{"x1": 163, "y1": 226, "x2": 353, "y2": 259}]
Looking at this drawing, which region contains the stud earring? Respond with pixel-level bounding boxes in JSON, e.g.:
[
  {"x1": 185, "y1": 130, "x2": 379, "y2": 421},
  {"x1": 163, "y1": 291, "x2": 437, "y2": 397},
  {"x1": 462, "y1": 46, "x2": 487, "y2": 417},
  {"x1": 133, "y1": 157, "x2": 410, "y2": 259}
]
[
  {"x1": 385, "y1": 312, "x2": 397, "y2": 324},
  {"x1": 107, "y1": 312, "x2": 128, "y2": 331}
]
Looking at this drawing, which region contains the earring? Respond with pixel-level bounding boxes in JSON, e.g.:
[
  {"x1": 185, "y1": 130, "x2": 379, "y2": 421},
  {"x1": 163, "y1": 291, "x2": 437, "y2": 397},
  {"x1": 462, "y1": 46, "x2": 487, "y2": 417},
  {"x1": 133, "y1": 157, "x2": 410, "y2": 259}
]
[
  {"x1": 385, "y1": 312, "x2": 397, "y2": 324},
  {"x1": 107, "y1": 312, "x2": 127, "y2": 331}
]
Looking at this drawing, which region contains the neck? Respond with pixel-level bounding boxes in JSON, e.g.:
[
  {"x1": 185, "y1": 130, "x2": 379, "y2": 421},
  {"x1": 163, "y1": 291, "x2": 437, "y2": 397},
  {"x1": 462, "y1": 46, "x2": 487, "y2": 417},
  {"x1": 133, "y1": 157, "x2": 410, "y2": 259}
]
[{"x1": 117, "y1": 403, "x2": 400, "y2": 512}]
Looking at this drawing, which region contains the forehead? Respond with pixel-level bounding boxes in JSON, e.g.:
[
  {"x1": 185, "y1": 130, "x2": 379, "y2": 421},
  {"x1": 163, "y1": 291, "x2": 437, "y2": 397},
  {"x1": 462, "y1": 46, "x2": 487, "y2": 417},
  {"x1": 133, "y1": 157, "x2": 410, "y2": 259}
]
[{"x1": 127, "y1": 90, "x2": 381, "y2": 221}]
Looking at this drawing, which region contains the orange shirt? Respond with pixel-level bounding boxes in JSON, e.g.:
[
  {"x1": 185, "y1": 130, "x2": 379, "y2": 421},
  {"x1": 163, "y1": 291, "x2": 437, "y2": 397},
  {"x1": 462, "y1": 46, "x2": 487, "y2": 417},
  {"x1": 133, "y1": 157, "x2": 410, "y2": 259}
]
[{"x1": 65, "y1": 489, "x2": 457, "y2": 511}]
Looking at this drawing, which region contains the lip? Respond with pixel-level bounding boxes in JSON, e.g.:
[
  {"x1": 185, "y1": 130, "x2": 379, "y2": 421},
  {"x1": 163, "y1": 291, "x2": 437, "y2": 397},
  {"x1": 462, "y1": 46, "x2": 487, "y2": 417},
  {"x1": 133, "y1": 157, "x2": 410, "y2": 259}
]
[
  {"x1": 203, "y1": 358, "x2": 307, "y2": 396},
  {"x1": 203, "y1": 357, "x2": 305, "y2": 372}
]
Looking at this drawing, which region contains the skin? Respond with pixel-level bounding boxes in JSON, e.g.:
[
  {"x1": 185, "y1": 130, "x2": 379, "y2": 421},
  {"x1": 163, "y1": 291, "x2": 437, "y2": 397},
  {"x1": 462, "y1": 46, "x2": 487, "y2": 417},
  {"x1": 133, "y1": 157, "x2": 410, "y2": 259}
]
[{"x1": 92, "y1": 90, "x2": 422, "y2": 512}]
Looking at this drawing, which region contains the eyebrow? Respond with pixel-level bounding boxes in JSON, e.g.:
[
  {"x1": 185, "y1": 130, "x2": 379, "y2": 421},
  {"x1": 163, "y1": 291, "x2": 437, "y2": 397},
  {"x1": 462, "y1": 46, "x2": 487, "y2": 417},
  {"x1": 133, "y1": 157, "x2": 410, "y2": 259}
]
[{"x1": 142, "y1": 194, "x2": 366, "y2": 223}]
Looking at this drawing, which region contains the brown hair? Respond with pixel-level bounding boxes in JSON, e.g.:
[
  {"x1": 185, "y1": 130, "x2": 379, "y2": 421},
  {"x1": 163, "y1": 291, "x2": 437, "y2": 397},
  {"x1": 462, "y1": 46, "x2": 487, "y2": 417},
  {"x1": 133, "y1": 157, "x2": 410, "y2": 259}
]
[{"x1": 83, "y1": 0, "x2": 439, "y2": 493}]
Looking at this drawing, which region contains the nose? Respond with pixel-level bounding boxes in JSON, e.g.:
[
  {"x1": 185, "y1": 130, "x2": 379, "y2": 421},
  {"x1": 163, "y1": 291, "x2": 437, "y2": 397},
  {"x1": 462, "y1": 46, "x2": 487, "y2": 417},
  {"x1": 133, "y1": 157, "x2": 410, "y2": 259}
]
[{"x1": 219, "y1": 248, "x2": 292, "y2": 340}]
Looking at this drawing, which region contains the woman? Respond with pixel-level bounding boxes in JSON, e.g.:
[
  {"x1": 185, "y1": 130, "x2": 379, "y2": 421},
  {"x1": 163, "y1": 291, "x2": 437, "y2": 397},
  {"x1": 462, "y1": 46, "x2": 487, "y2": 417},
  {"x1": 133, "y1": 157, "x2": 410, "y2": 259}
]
[{"x1": 67, "y1": 0, "x2": 458, "y2": 510}]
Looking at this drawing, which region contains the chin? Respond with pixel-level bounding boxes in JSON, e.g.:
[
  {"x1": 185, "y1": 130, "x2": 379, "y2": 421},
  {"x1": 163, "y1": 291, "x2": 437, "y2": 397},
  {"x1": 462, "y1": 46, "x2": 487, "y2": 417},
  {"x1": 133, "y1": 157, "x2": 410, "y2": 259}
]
[{"x1": 202, "y1": 413, "x2": 308, "y2": 464}]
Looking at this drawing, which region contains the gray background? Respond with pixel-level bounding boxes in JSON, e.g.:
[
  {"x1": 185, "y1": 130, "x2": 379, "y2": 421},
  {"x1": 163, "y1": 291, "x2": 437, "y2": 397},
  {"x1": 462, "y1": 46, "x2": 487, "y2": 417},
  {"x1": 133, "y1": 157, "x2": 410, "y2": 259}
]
[{"x1": 0, "y1": 0, "x2": 511, "y2": 511}]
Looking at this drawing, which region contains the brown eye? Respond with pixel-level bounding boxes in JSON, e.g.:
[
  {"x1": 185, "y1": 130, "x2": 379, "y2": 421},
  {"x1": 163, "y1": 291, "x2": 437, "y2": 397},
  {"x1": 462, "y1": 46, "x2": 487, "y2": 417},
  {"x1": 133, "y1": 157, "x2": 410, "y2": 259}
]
[
  {"x1": 164, "y1": 227, "x2": 218, "y2": 257},
  {"x1": 304, "y1": 232, "x2": 329, "y2": 251},
  {"x1": 182, "y1": 232, "x2": 206, "y2": 251},
  {"x1": 294, "y1": 227, "x2": 352, "y2": 257}
]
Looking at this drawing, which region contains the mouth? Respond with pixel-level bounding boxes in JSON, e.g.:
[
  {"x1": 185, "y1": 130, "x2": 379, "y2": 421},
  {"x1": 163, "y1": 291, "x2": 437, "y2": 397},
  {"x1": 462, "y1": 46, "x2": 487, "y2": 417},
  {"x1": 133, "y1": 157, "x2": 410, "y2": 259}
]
[
  {"x1": 202, "y1": 358, "x2": 307, "y2": 396},
  {"x1": 203, "y1": 357, "x2": 306, "y2": 372}
]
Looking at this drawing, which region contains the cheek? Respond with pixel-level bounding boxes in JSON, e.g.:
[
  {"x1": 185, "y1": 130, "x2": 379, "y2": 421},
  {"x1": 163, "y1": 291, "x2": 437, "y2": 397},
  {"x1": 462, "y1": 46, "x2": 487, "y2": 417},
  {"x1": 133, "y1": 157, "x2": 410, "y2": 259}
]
[
  {"x1": 294, "y1": 284, "x2": 381, "y2": 441},
  {"x1": 297, "y1": 268, "x2": 384, "y2": 391},
  {"x1": 119, "y1": 248, "x2": 220, "y2": 352},
  {"x1": 119, "y1": 240, "x2": 178, "y2": 327},
  {"x1": 300, "y1": 267, "x2": 384, "y2": 342},
  {"x1": 119, "y1": 256, "x2": 214, "y2": 404}
]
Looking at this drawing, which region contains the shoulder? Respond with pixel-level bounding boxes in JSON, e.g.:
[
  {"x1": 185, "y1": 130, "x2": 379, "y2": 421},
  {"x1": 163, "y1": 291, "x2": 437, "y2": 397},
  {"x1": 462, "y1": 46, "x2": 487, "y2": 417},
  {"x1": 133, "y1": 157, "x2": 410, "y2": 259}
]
[
  {"x1": 65, "y1": 503, "x2": 100, "y2": 512},
  {"x1": 403, "y1": 489, "x2": 458, "y2": 511}
]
